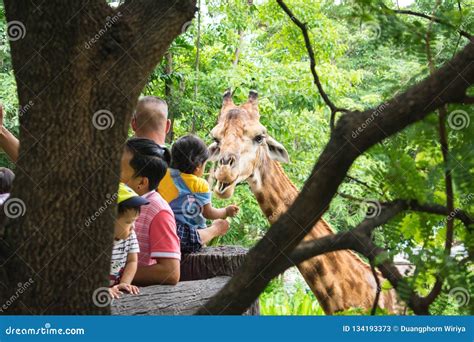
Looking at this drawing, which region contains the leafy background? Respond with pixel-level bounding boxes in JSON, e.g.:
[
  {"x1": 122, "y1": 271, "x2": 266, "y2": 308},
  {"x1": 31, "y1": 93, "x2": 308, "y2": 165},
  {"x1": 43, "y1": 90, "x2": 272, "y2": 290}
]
[{"x1": 1, "y1": 0, "x2": 472, "y2": 315}]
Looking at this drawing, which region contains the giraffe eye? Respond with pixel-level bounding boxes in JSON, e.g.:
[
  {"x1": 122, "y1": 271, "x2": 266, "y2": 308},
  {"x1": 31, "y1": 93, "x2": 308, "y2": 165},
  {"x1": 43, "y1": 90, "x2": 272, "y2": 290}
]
[
  {"x1": 213, "y1": 137, "x2": 220, "y2": 145},
  {"x1": 254, "y1": 135, "x2": 264, "y2": 144}
]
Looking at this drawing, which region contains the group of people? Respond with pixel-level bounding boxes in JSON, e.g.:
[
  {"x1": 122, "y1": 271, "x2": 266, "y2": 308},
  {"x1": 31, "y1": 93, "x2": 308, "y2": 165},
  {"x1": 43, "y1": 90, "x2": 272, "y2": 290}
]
[{"x1": 0, "y1": 97, "x2": 240, "y2": 299}]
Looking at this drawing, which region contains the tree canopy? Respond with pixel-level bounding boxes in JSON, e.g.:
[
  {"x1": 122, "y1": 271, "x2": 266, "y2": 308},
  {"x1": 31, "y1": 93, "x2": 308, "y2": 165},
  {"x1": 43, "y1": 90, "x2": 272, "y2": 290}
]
[{"x1": 0, "y1": 0, "x2": 472, "y2": 315}]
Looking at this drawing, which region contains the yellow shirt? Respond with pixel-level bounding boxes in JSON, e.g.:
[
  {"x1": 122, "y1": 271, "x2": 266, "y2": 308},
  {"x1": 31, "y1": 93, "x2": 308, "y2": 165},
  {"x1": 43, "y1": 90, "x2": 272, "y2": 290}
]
[{"x1": 158, "y1": 169, "x2": 210, "y2": 203}]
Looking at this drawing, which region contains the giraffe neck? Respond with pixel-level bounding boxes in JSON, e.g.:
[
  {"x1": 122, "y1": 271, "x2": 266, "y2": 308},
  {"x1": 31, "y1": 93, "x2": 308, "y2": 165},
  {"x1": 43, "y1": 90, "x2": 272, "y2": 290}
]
[
  {"x1": 246, "y1": 158, "x2": 395, "y2": 314},
  {"x1": 248, "y1": 159, "x2": 296, "y2": 222},
  {"x1": 248, "y1": 159, "x2": 332, "y2": 236}
]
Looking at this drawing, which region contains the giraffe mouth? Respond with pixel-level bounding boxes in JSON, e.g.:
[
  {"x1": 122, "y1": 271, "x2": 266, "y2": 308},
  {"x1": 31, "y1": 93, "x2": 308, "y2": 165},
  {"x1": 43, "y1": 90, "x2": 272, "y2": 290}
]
[{"x1": 214, "y1": 179, "x2": 237, "y2": 198}]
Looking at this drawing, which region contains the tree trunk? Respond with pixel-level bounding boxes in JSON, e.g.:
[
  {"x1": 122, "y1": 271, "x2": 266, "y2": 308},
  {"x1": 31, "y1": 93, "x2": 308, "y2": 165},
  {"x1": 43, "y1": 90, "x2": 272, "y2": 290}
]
[
  {"x1": 0, "y1": 0, "x2": 196, "y2": 314},
  {"x1": 111, "y1": 277, "x2": 260, "y2": 315},
  {"x1": 180, "y1": 246, "x2": 249, "y2": 281},
  {"x1": 164, "y1": 51, "x2": 175, "y2": 143}
]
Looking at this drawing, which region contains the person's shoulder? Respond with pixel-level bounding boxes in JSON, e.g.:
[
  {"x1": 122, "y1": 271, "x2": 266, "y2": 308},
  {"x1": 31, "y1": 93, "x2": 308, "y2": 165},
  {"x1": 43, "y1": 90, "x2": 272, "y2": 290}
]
[
  {"x1": 127, "y1": 230, "x2": 138, "y2": 242},
  {"x1": 184, "y1": 174, "x2": 210, "y2": 193},
  {"x1": 149, "y1": 191, "x2": 174, "y2": 213}
]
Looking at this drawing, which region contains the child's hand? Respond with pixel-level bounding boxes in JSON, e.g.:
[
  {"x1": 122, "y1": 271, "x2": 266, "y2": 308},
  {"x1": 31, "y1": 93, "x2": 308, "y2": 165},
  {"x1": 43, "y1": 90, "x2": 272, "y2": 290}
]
[
  {"x1": 116, "y1": 282, "x2": 140, "y2": 295},
  {"x1": 108, "y1": 286, "x2": 123, "y2": 299},
  {"x1": 225, "y1": 204, "x2": 239, "y2": 218}
]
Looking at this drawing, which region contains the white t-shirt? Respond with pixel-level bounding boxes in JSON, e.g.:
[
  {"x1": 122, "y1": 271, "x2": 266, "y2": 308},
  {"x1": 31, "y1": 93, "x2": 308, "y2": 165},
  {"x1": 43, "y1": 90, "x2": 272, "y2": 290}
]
[{"x1": 110, "y1": 230, "x2": 140, "y2": 285}]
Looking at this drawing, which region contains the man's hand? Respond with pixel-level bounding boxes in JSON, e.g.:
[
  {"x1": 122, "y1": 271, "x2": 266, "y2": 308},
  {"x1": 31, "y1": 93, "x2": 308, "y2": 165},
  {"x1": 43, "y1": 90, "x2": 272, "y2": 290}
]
[{"x1": 225, "y1": 204, "x2": 239, "y2": 218}]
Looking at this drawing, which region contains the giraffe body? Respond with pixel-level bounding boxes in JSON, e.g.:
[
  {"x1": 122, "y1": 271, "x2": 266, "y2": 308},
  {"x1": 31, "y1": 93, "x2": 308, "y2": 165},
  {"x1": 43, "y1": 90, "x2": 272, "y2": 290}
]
[{"x1": 209, "y1": 90, "x2": 399, "y2": 314}]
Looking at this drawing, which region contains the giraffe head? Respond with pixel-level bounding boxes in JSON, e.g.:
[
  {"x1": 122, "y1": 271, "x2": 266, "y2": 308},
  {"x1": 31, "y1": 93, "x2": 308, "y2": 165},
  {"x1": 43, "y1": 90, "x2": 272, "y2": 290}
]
[{"x1": 209, "y1": 90, "x2": 289, "y2": 199}]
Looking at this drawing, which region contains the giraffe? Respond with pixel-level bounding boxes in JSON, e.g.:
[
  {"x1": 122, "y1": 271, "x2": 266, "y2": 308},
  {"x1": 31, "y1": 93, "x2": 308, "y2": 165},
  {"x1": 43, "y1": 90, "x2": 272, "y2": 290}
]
[{"x1": 208, "y1": 89, "x2": 399, "y2": 314}]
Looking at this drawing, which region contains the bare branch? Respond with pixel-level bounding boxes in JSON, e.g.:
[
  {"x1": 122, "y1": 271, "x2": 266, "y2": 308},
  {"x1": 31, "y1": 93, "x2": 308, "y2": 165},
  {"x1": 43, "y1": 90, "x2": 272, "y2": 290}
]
[
  {"x1": 409, "y1": 201, "x2": 473, "y2": 231},
  {"x1": 389, "y1": 8, "x2": 472, "y2": 40},
  {"x1": 461, "y1": 96, "x2": 474, "y2": 104},
  {"x1": 276, "y1": 0, "x2": 348, "y2": 130},
  {"x1": 370, "y1": 258, "x2": 381, "y2": 316},
  {"x1": 344, "y1": 175, "x2": 385, "y2": 197}
]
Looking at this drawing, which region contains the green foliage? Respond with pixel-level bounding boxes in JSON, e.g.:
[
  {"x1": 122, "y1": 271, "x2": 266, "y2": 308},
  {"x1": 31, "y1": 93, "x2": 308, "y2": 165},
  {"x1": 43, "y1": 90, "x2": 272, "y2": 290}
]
[
  {"x1": 0, "y1": 0, "x2": 472, "y2": 315},
  {"x1": 260, "y1": 277, "x2": 325, "y2": 315}
]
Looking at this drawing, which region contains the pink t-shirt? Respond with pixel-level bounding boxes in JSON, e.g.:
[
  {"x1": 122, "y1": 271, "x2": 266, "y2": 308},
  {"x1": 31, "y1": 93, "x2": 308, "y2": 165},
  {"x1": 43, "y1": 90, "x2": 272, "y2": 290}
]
[{"x1": 135, "y1": 190, "x2": 181, "y2": 266}]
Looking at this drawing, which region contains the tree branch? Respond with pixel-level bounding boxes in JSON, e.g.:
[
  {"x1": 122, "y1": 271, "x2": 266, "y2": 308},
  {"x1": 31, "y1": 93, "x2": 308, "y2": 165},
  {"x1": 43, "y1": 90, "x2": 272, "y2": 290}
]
[
  {"x1": 276, "y1": 0, "x2": 348, "y2": 130},
  {"x1": 460, "y1": 96, "x2": 474, "y2": 104},
  {"x1": 289, "y1": 198, "x2": 473, "y2": 315},
  {"x1": 344, "y1": 175, "x2": 385, "y2": 197},
  {"x1": 108, "y1": 0, "x2": 197, "y2": 95},
  {"x1": 390, "y1": 8, "x2": 473, "y2": 40},
  {"x1": 409, "y1": 201, "x2": 473, "y2": 231},
  {"x1": 370, "y1": 258, "x2": 382, "y2": 316}
]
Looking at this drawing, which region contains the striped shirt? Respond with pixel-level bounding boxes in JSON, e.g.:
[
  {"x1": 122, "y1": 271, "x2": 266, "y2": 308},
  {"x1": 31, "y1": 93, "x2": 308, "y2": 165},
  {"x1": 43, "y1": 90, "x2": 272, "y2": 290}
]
[{"x1": 109, "y1": 230, "x2": 140, "y2": 286}]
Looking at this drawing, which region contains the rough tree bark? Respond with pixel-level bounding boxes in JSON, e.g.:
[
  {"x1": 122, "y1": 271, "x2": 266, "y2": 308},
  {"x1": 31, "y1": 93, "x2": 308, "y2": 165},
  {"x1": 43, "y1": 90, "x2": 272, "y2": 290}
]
[
  {"x1": 0, "y1": 0, "x2": 196, "y2": 314},
  {"x1": 198, "y1": 40, "x2": 474, "y2": 315}
]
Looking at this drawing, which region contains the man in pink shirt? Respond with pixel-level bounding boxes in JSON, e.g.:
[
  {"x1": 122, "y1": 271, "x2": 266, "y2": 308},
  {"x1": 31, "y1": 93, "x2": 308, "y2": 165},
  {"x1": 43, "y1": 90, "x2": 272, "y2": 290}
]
[{"x1": 121, "y1": 137, "x2": 181, "y2": 286}]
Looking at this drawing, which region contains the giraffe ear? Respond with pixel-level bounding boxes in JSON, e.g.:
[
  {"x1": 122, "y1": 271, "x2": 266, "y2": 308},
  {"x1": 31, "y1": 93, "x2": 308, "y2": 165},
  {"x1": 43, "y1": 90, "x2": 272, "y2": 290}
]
[
  {"x1": 208, "y1": 142, "x2": 220, "y2": 162},
  {"x1": 266, "y1": 136, "x2": 289, "y2": 163}
]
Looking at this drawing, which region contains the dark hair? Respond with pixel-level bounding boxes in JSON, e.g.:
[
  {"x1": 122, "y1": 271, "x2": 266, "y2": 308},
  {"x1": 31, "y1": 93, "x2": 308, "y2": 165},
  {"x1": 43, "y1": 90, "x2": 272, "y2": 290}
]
[
  {"x1": 0, "y1": 168, "x2": 15, "y2": 194},
  {"x1": 125, "y1": 138, "x2": 170, "y2": 191},
  {"x1": 171, "y1": 135, "x2": 209, "y2": 174},
  {"x1": 118, "y1": 203, "x2": 141, "y2": 216}
]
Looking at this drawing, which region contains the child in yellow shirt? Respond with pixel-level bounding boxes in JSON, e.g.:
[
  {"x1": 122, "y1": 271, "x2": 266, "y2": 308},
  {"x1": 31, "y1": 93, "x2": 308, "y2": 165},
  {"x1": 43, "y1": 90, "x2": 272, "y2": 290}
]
[{"x1": 158, "y1": 135, "x2": 239, "y2": 252}]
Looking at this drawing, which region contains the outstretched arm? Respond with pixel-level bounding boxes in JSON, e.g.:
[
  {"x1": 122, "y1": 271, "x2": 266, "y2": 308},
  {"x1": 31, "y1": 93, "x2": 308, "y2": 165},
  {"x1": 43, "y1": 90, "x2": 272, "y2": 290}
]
[
  {"x1": 202, "y1": 203, "x2": 239, "y2": 220},
  {"x1": 0, "y1": 105, "x2": 19, "y2": 162}
]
